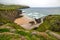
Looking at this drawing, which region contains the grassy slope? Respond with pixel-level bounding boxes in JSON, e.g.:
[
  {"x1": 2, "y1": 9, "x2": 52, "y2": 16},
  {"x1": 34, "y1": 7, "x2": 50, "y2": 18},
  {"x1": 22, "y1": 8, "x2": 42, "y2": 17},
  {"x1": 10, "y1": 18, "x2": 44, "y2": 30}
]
[
  {"x1": 0, "y1": 4, "x2": 59, "y2": 40},
  {"x1": 0, "y1": 15, "x2": 59, "y2": 40},
  {"x1": 35, "y1": 15, "x2": 60, "y2": 32},
  {"x1": 0, "y1": 4, "x2": 29, "y2": 10}
]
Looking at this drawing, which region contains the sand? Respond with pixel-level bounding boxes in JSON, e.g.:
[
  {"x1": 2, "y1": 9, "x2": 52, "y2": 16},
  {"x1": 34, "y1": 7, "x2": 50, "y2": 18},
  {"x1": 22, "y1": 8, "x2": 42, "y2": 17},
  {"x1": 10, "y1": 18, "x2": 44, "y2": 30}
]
[{"x1": 14, "y1": 15, "x2": 36, "y2": 30}]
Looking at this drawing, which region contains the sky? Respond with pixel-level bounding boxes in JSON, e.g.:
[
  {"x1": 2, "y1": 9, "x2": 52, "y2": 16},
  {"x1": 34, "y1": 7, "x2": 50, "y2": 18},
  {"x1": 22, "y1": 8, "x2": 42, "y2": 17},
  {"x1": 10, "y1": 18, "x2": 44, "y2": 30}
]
[{"x1": 0, "y1": 0, "x2": 60, "y2": 7}]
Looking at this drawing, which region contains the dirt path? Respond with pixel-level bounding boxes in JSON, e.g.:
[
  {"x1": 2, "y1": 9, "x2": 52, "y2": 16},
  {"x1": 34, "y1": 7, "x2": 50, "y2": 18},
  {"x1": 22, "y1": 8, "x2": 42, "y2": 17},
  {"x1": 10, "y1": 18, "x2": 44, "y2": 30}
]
[
  {"x1": 31, "y1": 31, "x2": 50, "y2": 40},
  {"x1": 46, "y1": 30, "x2": 60, "y2": 40}
]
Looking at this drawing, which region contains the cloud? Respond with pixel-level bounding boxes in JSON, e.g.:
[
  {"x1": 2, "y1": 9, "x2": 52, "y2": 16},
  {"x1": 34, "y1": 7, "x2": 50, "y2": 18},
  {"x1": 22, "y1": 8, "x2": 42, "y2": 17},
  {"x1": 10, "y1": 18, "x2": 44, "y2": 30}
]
[{"x1": 0, "y1": 0, "x2": 60, "y2": 7}]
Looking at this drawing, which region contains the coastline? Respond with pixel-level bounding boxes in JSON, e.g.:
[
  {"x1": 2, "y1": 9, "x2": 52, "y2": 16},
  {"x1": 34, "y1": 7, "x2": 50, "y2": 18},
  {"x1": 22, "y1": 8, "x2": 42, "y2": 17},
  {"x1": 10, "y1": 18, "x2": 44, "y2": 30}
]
[{"x1": 14, "y1": 12, "x2": 44, "y2": 30}]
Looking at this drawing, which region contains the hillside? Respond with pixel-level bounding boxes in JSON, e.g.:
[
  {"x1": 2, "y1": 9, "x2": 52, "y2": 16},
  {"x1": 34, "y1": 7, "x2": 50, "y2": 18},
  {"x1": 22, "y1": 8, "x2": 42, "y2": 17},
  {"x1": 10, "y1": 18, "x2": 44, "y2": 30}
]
[
  {"x1": 0, "y1": 14, "x2": 60, "y2": 40},
  {"x1": 0, "y1": 4, "x2": 30, "y2": 22},
  {"x1": 35, "y1": 15, "x2": 60, "y2": 32},
  {"x1": 0, "y1": 4, "x2": 29, "y2": 10},
  {"x1": 0, "y1": 4, "x2": 60, "y2": 40},
  {"x1": 0, "y1": 23, "x2": 59, "y2": 40}
]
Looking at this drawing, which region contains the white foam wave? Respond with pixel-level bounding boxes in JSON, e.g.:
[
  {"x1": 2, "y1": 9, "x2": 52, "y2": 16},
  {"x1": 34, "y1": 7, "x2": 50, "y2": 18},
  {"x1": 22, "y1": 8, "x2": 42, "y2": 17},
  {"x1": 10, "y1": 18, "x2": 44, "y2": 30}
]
[{"x1": 26, "y1": 12, "x2": 46, "y2": 19}]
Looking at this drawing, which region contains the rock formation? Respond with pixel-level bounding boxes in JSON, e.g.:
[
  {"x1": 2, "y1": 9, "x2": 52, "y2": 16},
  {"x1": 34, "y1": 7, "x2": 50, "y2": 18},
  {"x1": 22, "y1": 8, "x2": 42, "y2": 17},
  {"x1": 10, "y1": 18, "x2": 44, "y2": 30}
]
[{"x1": 0, "y1": 10, "x2": 22, "y2": 21}]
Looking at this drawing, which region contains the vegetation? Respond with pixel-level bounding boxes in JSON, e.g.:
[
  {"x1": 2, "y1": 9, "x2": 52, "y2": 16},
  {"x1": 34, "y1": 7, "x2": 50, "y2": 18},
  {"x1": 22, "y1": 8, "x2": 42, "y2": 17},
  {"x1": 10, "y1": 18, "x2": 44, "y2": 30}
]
[
  {"x1": 0, "y1": 4, "x2": 60, "y2": 40},
  {"x1": 0, "y1": 14, "x2": 60, "y2": 40},
  {"x1": 0, "y1": 33, "x2": 21, "y2": 40},
  {"x1": 0, "y1": 28, "x2": 10, "y2": 33},
  {"x1": 0, "y1": 16, "x2": 11, "y2": 24},
  {"x1": 0, "y1": 4, "x2": 29, "y2": 10},
  {"x1": 35, "y1": 15, "x2": 60, "y2": 32}
]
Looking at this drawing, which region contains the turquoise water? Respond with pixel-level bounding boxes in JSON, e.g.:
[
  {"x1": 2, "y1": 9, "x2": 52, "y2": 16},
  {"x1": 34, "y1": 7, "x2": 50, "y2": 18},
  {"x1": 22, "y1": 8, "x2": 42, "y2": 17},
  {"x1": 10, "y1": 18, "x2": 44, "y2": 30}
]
[{"x1": 21, "y1": 7, "x2": 60, "y2": 19}]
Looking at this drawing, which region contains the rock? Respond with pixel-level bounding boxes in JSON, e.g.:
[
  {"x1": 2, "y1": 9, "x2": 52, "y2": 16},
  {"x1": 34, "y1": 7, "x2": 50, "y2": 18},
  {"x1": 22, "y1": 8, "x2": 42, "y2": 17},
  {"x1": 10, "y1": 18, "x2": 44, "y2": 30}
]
[
  {"x1": 0, "y1": 10, "x2": 22, "y2": 21},
  {"x1": 29, "y1": 21, "x2": 35, "y2": 25},
  {"x1": 35, "y1": 18, "x2": 41, "y2": 23}
]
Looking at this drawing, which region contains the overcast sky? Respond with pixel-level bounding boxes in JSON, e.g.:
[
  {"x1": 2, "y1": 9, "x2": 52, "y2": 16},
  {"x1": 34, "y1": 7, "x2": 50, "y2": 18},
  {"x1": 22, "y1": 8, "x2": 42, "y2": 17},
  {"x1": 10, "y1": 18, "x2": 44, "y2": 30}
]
[{"x1": 0, "y1": 0, "x2": 60, "y2": 7}]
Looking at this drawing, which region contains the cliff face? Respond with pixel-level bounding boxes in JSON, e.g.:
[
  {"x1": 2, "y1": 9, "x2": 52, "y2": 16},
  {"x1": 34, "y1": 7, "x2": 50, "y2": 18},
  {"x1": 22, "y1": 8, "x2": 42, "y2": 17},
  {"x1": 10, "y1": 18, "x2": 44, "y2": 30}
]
[
  {"x1": 0, "y1": 10, "x2": 22, "y2": 21},
  {"x1": 0, "y1": 4, "x2": 30, "y2": 22}
]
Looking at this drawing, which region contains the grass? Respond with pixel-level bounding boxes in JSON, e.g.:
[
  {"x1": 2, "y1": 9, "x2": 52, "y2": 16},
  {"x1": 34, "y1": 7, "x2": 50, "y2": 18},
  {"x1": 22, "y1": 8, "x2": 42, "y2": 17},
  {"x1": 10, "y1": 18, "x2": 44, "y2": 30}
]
[
  {"x1": 0, "y1": 15, "x2": 24, "y2": 30},
  {"x1": 0, "y1": 4, "x2": 29, "y2": 10},
  {"x1": 0, "y1": 28, "x2": 10, "y2": 33},
  {"x1": 55, "y1": 32, "x2": 60, "y2": 35},
  {"x1": 6, "y1": 23, "x2": 24, "y2": 30},
  {"x1": 46, "y1": 33, "x2": 58, "y2": 40},
  {"x1": 35, "y1": 15, "x2": 60, "y2": 32},
  {"x1": 0, "y1": 13, "x2": 60, "y2": 40},
  {"x1": 15, "y1": 30, "x2": 47, "y2": 40},
  {"x1": 0, "y1": 33, "x2": 21, "y2": 40}
]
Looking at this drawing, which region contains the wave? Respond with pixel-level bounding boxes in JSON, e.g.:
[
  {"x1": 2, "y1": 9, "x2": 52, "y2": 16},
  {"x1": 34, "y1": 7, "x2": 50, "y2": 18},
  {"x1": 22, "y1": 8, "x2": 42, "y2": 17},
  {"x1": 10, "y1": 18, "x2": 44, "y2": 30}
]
[
  {"x1": 25, "y1": 12, "x2": 46, "y2": 19},
  {"x1": 21, "y1": 7, "x2": 60, "y2": 19}
]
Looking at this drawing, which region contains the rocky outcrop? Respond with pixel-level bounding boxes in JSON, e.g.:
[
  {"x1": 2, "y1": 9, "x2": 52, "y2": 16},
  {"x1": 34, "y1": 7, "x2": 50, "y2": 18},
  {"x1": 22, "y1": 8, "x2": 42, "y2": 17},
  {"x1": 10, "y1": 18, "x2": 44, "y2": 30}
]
[
  {"x1": 35, "y1": 18, "x2": 41, "y2": 23},
  {"x1": 0, "y1": 10, "x2": 22, "y2": 21},
  {"x1": 0, "y1": 4, "x2": 30, "y2": 22}
]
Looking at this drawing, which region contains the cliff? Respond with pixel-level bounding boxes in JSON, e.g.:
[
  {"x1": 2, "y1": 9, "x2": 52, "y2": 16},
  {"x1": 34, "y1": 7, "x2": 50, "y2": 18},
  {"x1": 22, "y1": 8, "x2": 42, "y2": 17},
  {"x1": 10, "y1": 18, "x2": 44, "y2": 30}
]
[
  {"x1": 0, "y1": 10, "x2": 22, "y2": 21},
  {"x1": 0, "y1": 4, "x2": 29, "y2": 10},
  {"x1": 0, "y1": 4, "x2": 29, "y2": 22}
]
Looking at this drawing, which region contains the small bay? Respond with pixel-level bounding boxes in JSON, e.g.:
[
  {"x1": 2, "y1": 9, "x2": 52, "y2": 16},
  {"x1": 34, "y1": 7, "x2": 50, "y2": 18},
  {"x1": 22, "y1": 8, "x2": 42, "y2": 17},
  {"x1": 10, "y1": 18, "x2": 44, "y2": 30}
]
[{"x1": 21, "y1": 7, "x2": 60, "y2": 19}]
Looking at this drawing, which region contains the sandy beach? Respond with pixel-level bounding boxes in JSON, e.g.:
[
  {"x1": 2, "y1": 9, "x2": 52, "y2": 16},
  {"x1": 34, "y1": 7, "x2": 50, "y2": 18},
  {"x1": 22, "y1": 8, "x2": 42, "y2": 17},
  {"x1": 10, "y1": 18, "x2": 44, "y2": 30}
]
[
  {"x1": 14, "y1": 14, "x2": 36, "y2": 30},
  {"x1": 14, "y1": 12, "x2": 43, "y2": 30}
]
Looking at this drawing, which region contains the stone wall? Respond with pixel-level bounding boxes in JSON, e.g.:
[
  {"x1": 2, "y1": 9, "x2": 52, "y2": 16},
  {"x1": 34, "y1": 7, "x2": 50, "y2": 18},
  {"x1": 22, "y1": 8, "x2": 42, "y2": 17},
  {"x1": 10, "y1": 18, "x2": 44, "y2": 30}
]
[{"x1": 0, "y1": 10, "x2": 22, "y2": 21}]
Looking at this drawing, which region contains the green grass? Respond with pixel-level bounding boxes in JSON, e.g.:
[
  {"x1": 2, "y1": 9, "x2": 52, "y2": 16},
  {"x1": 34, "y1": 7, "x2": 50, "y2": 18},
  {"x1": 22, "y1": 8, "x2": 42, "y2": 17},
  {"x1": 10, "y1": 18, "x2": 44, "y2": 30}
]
[
  {"x1": 0, "y1": 15, "x2": 24, "y2": 30},
  {"x1": 35, "y1": 15, "x2": 60, "y2": 32},
  {"x1": 0, "y1": 14, "x2": 60, "y2": 40},
  {"x1": 0, "y1": 28, "x2": 10, "y2": 33},
  {"x1": 0, "y1": 4, "x2": 29, "y2": 10},
  {"x1": 0, "y1": 33, "x2": 21, "y2": 40},
  {"x1": 6, "y1": 23, "x2": 24, "y2": 30},
  {"x1": 15, "y1": 30, "x2": 47, "y2": 40}
]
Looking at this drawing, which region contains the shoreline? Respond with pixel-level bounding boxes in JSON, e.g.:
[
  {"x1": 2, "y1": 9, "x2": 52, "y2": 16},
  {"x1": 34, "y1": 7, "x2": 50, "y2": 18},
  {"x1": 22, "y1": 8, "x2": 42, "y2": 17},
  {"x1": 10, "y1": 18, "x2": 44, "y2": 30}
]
[{"x1": 14, "y1": 13, "x2": 44, "y2": 30}]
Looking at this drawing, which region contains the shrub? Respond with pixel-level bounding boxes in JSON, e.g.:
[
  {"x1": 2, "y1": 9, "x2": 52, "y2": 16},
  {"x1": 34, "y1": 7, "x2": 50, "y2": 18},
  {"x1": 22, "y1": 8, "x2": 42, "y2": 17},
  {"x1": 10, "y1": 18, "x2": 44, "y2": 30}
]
[
  {"x1": 49, "y1": 20, "x2": 60, "y2": 32},
  {"x1": 0, "y1": 28, "x2": 10, "y2": 32}
]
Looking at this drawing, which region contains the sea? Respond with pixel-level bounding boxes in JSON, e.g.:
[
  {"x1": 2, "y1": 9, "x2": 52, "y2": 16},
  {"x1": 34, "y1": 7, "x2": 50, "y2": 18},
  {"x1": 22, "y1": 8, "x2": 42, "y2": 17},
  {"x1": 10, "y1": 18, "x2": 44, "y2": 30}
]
[{"x1": 21, "y1": 7, "x2": 60, "y2": 19}]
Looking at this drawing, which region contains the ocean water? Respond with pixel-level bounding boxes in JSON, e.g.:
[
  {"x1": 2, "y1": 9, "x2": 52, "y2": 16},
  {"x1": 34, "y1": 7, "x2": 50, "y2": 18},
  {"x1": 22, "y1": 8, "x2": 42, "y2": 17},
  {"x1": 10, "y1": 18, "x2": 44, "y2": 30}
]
[{"x1": 21, "y1": 7, "x2": 60, "y2": 19}]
